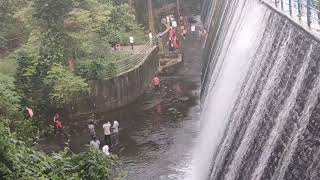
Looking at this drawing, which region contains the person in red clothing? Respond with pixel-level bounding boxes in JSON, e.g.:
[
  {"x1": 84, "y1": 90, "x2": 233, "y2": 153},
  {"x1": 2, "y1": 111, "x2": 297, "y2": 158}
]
[
  {"x1": 152, "y1": 75, "x2": 160, "y2": 92},
  {"x1": 173, "y1": 36, "x2": 180, "y2": 50},
  {"x1": 53, "y1": 113, "x2": 63, "y2": 134}
]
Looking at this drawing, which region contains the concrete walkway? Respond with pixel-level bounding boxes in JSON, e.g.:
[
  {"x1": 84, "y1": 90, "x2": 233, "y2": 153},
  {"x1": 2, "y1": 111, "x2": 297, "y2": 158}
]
[{"x1": 112, "y1": 45, "x2": 149, "y2": 55}]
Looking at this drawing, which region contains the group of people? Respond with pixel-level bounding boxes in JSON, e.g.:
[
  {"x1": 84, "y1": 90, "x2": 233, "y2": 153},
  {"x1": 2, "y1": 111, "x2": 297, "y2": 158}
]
[
  {"x1": 88, "y1": 119, "x2": 120, "y2": 155},
  {"x1": 166, "y1": 14, "x2": 181, "y2": 52},
  {"x1": 52, "y1": 112, "x2": 120, "y2": 155}
]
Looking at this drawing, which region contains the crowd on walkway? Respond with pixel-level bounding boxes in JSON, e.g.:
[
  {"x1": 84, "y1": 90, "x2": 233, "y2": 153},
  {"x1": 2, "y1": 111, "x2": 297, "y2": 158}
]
[{"x1": 164, "y1": 13, "x2": 207, "y2": 52}]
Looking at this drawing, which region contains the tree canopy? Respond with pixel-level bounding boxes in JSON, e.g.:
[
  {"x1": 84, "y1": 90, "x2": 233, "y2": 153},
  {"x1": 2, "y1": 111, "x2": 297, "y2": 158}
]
[{"x1": 0, "y1": 0, "x2": 146, "y2": 178}]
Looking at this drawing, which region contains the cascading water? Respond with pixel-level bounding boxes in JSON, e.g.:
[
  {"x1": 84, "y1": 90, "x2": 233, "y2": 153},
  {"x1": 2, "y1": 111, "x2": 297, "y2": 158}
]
[{"x1": 193, "y1": 0, "x2": 320, "y2": 179}]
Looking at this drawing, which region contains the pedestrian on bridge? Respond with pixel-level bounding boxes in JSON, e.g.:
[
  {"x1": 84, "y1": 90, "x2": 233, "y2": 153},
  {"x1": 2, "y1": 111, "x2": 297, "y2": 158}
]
[
  {"x1": 129, "y1": 36, "x2": 134, "y2": 50},
  {"x1": 149, "y1": 31, "x2": 153, "y2": 45},
  {"x1": 191, "y1": 25, "x2": 196, "y2": 36}
]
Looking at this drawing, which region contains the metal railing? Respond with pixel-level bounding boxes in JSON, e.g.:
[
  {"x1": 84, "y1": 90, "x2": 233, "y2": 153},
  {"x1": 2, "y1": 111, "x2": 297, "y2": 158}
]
[
  {"x1": 266, "y1": 0, "x2": 320, "y2": 26},
  {"x1": 113, "y1": 22, "x2": 170, "y2": 76},
  {"x1": 114, "y1": 37, "x2": 159, "y2": 76}
]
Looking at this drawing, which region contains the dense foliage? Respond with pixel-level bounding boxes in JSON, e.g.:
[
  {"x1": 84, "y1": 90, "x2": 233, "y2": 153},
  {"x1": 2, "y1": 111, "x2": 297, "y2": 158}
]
[
  {"x1": 0, "y1": 1, "x2": 144, "y2": 178},
  {"x1": 0, "y1": 74, "x2": 121, "y2": 179},
  {"x1": 9, "y1": 0, "x2": 145, "y2": 119},
  {"x1": 44, "y1": 64, "x2": 89, "y2": 105},
  {"x1": 0, "y1": 74, "x2": 20, "y2": 117},
  {"x1": 0, "y1": 122, "x2": 121, "y2": 179}
]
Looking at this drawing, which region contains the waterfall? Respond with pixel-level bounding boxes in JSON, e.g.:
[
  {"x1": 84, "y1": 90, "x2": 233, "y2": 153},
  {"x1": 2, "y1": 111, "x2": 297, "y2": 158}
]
[{"x1": 194, "y1": 0, "x2": 320, "y2": 179}]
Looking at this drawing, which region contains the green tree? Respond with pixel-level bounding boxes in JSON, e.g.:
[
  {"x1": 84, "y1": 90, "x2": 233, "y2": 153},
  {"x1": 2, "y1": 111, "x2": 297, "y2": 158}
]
[
  {"x1": 0, "y1": 74, "x2": 20, "y2": 117},
  {"x1": 32, "y1": 0, "x2": 73, "y2": 30},
  {"x1": 44, "y1": 64, "x2": 89, "y2": 106},
  {"x1": 0, "y1": 121, "x2": 121, "y2": 179}
]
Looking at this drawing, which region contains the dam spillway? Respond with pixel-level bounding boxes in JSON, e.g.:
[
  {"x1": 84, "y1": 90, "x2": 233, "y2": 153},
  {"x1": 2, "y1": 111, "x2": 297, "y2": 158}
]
[{"x1": 195, "y1": 0, "x2": 320, "y2": 179}]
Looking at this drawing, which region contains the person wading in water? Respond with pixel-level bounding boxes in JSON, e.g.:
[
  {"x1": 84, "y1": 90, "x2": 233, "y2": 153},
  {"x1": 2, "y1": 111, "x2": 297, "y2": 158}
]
[
  {"x1": 112, "y1": 120, "x2": 120, "y2": 145},
  {"x1": 88, "y1": 119, "x2": 96, "y2": 139},
  {"x1": 103, "y1": 121, "x2": 112, "y2": 149},
  {"x1": 152, "y1": 75, "x2": 161, "y2": 93},
  {"x1": 53, "y1": 113, "x2": 63, "y2": 135},
  {"x1": 89, "y1": 136, "x2": 100, "y2": 150}
]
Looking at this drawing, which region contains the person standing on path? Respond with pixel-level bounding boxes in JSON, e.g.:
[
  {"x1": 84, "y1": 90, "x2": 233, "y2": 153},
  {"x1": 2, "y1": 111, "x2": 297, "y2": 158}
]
[
  {"x1": 191, "y1": 25, "x2": 196, "y2": 36},
  {"x1": 112, "y1": 120, "x2": 120, "y2": 145},
  {"x1": 129, "y1": 36, "x2": 134, "y2": 50},
  {"x1": 89, "y1": 136, "x2": 100, "y2": 150},
  {"x1": 103, "y1": 121, "x2": 112, "y2": 148},
  {"x1": 149, "y1": 31, "x2": 153, "y2": 46},
  {"x1": 172, "y1": 20, "x2": 177, "y2": 28},
  {"x1": 173, "y1": 36, "x2": 180, "y2": 51}
]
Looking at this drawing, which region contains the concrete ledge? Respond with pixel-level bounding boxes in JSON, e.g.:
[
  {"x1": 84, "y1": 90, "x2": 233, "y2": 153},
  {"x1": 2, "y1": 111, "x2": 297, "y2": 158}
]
[{"x1": 159, "y1": 53, "x2": 183, "y2": 72}]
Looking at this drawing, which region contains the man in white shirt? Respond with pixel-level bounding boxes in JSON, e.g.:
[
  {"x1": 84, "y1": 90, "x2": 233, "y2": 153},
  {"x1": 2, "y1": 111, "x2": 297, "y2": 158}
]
[
  {"x1": 112, "y1": 120, "x2": 120, "y2": 145},
  {"x1": 191, "y1": 25, "x2": 196, "y2": 36},
  {"x1": 129, "y1": 36, "x2": 134, "y2": 50},
  {"x1": 103, "y1": 121, "x2": 112, "y2": 148},
  {"x1": 172, "y1": 20, "x2": 177, "y2": 28},
  {"x1": 149, "y1": 31, "x2": 153, "y2": 45},
  {"x1": 89, "y1": 136, "x2": 100, "y2": 150}
]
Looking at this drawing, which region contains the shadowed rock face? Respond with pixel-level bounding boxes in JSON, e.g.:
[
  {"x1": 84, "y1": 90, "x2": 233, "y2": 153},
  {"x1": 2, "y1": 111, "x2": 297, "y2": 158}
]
[{"x1": 200, "y1": 0, "x2": 320, "y2": 179}]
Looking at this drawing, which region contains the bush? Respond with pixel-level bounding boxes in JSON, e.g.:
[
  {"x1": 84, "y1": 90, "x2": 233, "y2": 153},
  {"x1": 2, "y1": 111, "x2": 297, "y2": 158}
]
[
  {"x1": 75, "y1": 60, "x2": 106, "y2": 80},
  {"x1": 75, "y1": 60, "x2": 117, "y2": 80},
  {"x1": 0, "y1": 58, "x2": 17, "y2": 76},
  {"x1": 0, "y1": 74, "x2": 20, "y2": 117},
  {"x1": 44, "y1": 64, "x2": 89, "y2": 106},
  {"x1": 0, "y1": 121, "x2": 122, "y2": 179}
]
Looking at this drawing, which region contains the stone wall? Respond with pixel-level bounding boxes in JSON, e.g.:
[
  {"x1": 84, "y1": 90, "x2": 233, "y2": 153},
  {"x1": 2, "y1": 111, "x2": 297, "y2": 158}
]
[{"x1": 70, "y1": 47, "x2": 159, "y2": 116}]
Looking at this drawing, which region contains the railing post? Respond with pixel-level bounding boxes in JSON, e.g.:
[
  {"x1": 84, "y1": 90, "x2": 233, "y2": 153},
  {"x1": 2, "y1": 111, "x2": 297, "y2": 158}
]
[
  {"x1": 289, "y1": 0, "x2": 292, "y2": 16},
  {"x1": 297, "y1": 0, "x2": 301, "y2": 18},
  {"x1": 281, "y1": 0, "x2": 284, "y2": 10},
  {"x1": 318, "y1": 0, "x2": 320, "y2": 24},
  {"x1": 275, "y1": 0, "x2": 278, "y2": 8},
  {"x1": 307, "y1": 0, "x2": 312, "y2": 26}
]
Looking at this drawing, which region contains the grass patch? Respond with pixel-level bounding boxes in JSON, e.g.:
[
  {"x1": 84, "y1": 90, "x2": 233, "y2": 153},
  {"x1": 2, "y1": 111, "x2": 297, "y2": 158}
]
[{"x1": 0, "y1": 58, "x2": 17, "y2": 76}]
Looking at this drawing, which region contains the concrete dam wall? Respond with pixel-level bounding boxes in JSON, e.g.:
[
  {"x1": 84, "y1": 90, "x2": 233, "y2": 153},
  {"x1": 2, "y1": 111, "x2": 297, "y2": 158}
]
[
  {"x1": 70, "y1": 47, "x2": 159, "y2": 115},
  {"x1": 194, "y1": 0, "x2": 320, "y2": 179}
]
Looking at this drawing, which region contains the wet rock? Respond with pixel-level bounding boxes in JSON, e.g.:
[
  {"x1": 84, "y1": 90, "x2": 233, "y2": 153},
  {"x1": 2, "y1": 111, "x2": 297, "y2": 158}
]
[
  {"x1": 179, "y1": 97, "x2": 190, "y2": 101},
  {"x1": 168, "y1": 108, "x2": 177, "y2": 111}
]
